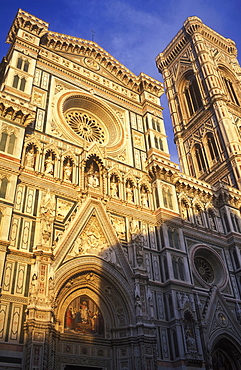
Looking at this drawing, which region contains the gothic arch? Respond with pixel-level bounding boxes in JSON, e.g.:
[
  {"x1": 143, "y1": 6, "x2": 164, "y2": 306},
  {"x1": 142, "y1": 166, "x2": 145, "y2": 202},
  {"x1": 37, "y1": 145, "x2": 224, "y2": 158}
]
[
  {"x1": 218, "y1": 65, "x2": 240, "y2": 106},
  {"x1": 109, "y1": 167, "x2": 122, "y2": 182},
  {"x1": 211, "y1": 334, "x2": 241, "y2": 370},
  {"x1": 191, "y1": 141, "x2": 207, "y2": 174},
  {"x1": 203, "y1": 131, "x2": 220, "y2": 164},
  {"x1": 54, "y1": 256, "x2": 135, "y2": 337},
  {"x1": 178, "y1": 71, "x2": 203, "y2": 118}
]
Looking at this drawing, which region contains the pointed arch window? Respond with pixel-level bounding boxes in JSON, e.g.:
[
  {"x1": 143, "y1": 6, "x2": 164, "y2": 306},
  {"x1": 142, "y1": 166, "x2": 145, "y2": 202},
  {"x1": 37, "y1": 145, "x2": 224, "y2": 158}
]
[
  {"x1": 19, "y1": 77, "x2": 26, "y2": 91},
  {"x1": 0, "y1": 177, "x2": 8, "y2": 199},
  {"x1": 0, "y1": 131, "x2": 16, "y2": 155},
  {"x1": 13, "y1": 75, "x2": 20, "y2": 89},
  {"x1": 194, "y1": 143, "x2": 206, "y2": 173},
  {"x1": 207, "y1": 133, "x2": 219, "y2": 162},
  {"x1": 222, "y1": 76, "x2": 240, "y2": 106},
  {"x1": 12, "y1": 75, "x2": 26, "y2": 92},
  {"x1": 184, "y1": 74, "x2": 202, "y2": 117},
  {"x1": 17, "y1": 57, "x2": 29, "y2": 73},
  {"x1": 168, "y1": 227, "x2": 180, "y2": 249}
]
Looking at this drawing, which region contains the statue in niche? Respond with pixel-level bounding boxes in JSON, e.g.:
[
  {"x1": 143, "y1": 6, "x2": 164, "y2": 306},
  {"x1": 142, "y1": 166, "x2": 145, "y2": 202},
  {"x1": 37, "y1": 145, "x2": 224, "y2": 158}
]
[
  {"x1": 110, "y1": 176, "x2": 119, "y2": 198},
  {"x1": 44, "y1": 152, "x2": 54, "y2": 175},
  {"x1": 208, "y1": 211, "x2": 216, "y2": 230},
  {"x1": 25, "y1": 146, "x2": 36, "y2": 168},
  {"x1": 181, "y1": 202, "x2": 189, "y2": 220},
  {"x1": 185, "y1": 329, "x2": 196, "y2": 351},
  {"x1": 195, "y1": 206, "x2": 203, "y2": 225},
  {"x1": 40, "y1": 190, "x2": 55, "y2": 245},
  {"x1": 184, "y1": 312, "x2": 197, "y2": 352},
  {"x1": 63, "y1": 159, "x2": 72, "y2": 181},
  {"x1": 87, "y1": 162, "x2": 99, "y2": 188},
  {"x1": 135, "y1": 295, "x2": 143, "y2": 317},
  {"x1": 140, "y1": 186, "x2": 148, "y2": 207},
  {"x1": 130, "y1": 221, "x2": 144, "y2": 266},
  {"x1": 126, "y1": 181, "x2": 134, "y2": 202},
  {"x1": 64, "y1": 295, "x2": 104, "y2": 335}
]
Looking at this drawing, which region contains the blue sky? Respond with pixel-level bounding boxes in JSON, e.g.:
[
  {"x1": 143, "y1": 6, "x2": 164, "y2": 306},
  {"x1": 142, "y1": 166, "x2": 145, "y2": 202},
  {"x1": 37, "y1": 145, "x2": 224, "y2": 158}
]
[{"x1": 1, "y1": 0, "x2": 240, "y2": 163}]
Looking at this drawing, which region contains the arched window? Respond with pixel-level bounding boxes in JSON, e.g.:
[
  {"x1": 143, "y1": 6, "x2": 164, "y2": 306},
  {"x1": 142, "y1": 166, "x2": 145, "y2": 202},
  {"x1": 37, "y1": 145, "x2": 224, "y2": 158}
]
[
  {"x1": 12, "y1": 75, "x2": 26, "y2": 92},
  {"x1": 172, "y1": 257, "x2": 178, "y2": 279},
  {"x1": 17, "y1": 57, "x2": 29, "y2": 73},
  {"x1": 168, "y1": 228, "x2": 180, "y2": 249},
  {"x1": 163, "y1": 188, "x2": 168, "y2": 208},
  {"x1": 167, "y1": 189, "x2": 173, "y2": 209},
  {"x1": 222, "y1": 76, "x2": 240, "y2": 106},
  {"x1": 13, "y1": 75, "x2": 20, "y2": 89},
  {"x1": 17, "y1": 57, "x2": 23, "y2": 70},
  {"x1": 0, "y1": 132, "x2": 8, "y2": 152},
  {"x1": 159, "y1": 138, "x2": 163, "y2": 151},
  {"x1": 194, "y1": 143, "x2": 206, "y2": 173},
  {"x1": 187, "y1": 154, "x2": 195, "y2": 177},
  {"x1": 154, "y1": 136, "x2": 159, "y2": 149},
  {"x1": 184, "y1": 74, "x2": 202, "y2": 116},
  {"x1": 206, "y1": 133, "x2": 219, "y2": 162},
  {"x1": 8, "y1": 133, "x2": 16, "y2": 155},
  {"x1": 0, "y1": 177, "x2": 8, "y2": 199},
  {"x1": 20, "y1": 77, "x2": 26, "y2": 91},
  {"x1": 0, "y1": 131, "x2": 16, "y2": 155},
  {"x1": 156, "y1": 122, "x2": 161, "y2": 132},
  {"x1": 178, "y1": 258, "x2": 185, "y2": 281},
  {"x1": 147, "y1": 135, "x2": 151, "y2": 150},
  {"x1": 163, "y1": 256, "x2": 169, "y2": 280},
  {"x1": 23, "y1": 60, "x2": 29, "y2": 73}
]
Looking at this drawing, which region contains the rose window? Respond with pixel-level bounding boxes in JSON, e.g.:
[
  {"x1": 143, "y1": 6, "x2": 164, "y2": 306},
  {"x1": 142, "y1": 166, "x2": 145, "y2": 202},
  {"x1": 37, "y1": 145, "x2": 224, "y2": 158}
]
[
  {"x1": 64, "y1": 110, "x2": 105, "y2": 144},
  {"x1": 194, "y1": 257, "x2": 214, "y2": 283}
]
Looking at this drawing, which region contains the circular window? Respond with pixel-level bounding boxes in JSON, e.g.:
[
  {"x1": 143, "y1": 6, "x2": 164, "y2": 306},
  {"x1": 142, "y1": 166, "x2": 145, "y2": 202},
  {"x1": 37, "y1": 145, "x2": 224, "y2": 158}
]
[
  {"x1": 191, "y1": 245, "x2": 228, "y2": 289},
  {"x1": 194, "y1": 257, "x2": 214, "y2": 283},
  {"x1": 52, "y1": 91, "x2": 125, "y2": 155},
  {"x1": 64, "y1": 110, "x2": 105, "y2": 144}
]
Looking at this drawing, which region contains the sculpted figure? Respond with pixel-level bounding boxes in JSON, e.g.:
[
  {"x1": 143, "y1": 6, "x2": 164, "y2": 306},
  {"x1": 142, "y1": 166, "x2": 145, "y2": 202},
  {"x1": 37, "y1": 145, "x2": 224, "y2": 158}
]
[
  {"x1": 25, "y1": 147, "x2": 35, "y2": 168},
  {"x1": 63, "y1": 161, "x2": 72, "y2": 181},
  {"x1": 141, "y1": 187, "x2": 148, "y2": 207},
  {"x1": 126, "y1": 182, "x2": 133, "y2": 202},
  {"x1": 110, "y1": 178, "x2": 119, "y2": 197},
  {"x1": 45, "y1": 154, "x2": 54, "y2": 175}
]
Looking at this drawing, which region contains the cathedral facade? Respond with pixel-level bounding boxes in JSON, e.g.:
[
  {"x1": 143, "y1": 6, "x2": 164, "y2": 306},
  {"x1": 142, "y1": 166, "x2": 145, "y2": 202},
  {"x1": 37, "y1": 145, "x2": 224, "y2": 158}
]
[{"x1": 0, "y1": 9, "x2": 241, "y2": 370}]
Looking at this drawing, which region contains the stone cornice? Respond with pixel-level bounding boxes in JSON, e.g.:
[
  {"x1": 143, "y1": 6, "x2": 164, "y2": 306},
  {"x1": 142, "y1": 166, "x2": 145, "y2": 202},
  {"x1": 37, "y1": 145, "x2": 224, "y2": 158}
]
[
  {"x1": 156, "y1": 16, "x2": 237, "y2": 72},
  {"x1": 42, "y1": 31, "x2": 163, "y2": 96},
  {"x1": 0, "y1": 92, "x2": 36, "y2": 126},
  {"x1": 6, "y1": 9, "x2": 49, "y2": 44}
]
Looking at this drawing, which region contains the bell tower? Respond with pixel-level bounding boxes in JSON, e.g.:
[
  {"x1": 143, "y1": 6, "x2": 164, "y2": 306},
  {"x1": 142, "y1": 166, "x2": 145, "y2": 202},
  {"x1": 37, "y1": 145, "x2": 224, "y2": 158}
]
[{"x1": 156, "y1": 16, "x2": 241, "y2": 189}]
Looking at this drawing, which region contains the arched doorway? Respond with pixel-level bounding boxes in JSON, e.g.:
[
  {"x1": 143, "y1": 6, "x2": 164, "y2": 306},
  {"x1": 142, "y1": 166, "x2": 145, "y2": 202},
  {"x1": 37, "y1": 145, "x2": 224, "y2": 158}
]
[{"x1": 212, "y1": 337, "x2": 241, "y2": 370}]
